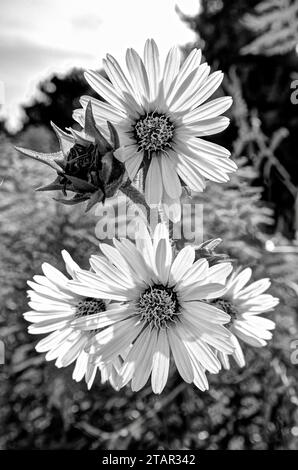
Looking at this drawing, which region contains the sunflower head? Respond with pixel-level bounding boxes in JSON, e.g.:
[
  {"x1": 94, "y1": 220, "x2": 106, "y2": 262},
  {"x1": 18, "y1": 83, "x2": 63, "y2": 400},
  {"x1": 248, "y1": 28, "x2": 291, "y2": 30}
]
[{"x1": 16, "y1": 101, "x2": 125, "y2": 211}]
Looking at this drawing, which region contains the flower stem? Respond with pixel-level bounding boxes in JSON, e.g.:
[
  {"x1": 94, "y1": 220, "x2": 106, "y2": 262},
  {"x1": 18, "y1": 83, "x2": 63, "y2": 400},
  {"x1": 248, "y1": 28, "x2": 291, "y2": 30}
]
[{"x1": 120, "y1": 182, "x2": 150, "y2": 220}]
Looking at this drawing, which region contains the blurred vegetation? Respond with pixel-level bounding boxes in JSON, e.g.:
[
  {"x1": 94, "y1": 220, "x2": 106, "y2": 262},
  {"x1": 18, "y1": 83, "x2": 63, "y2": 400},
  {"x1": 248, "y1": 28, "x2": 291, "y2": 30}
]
[
  {"x1": 21, "y1": 68, "x2": 98, "y2": 132},
  {"x1": 179, "y1": 0, "x2": 298, "y2": 239},
  {"x1": 1, "y1": 0, "x2": 298, "y2": 451}
]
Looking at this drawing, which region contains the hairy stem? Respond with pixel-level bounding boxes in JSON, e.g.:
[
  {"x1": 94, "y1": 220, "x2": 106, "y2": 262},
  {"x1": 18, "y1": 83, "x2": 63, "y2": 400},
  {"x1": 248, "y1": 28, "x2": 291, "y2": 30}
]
[{"x1": 120, "y1": 182, "x2": 150, "y2": 220}]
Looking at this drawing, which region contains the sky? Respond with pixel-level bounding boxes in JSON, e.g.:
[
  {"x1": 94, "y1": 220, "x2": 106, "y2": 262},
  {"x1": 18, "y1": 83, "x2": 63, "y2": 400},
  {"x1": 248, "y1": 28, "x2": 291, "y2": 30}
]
[{"x1": 0, "y1": 0, "x2": 199, "y2": 131}]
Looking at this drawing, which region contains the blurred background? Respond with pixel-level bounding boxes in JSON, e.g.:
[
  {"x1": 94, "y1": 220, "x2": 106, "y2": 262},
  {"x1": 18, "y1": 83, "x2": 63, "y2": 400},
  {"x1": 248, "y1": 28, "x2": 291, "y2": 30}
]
[{"x1": 1, "y1": 0, "x2": 298, "y2": 450}]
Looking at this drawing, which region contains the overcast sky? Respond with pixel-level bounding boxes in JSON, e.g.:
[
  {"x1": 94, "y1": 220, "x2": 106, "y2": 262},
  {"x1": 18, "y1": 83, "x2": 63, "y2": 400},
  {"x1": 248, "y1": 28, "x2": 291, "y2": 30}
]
[{"x1": 0, "y1": 0, "x2": 199, "y2": 130}]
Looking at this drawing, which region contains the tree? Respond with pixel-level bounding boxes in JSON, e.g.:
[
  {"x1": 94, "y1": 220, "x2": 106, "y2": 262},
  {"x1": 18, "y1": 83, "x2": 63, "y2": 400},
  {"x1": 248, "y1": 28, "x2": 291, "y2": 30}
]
[
  {"x1": 21, "y1": 68, "x2": 99, "y2": 132},
  {"x1": 179, "y1": 0, "x2": 298, "y2": 238}
]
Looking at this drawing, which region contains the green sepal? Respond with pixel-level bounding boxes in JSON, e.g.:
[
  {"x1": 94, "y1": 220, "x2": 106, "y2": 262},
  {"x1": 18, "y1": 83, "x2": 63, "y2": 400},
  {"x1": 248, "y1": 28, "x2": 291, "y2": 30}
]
[
  {"x1": 64, "y1": 174, "x2": 97, "y2": 192},
  {"x1": 85, "y1": 189, "x2": 105, "y2": 212},
  {"x1": 15, "y1": 147, "x2": 64, "y2": 172}
]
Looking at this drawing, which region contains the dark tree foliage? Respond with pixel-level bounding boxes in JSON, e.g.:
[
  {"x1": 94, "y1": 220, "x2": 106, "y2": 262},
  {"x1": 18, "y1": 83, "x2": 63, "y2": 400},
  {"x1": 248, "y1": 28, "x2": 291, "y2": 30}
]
[
  {"x1": 21, "y1": 68, "x2": 98, "y2": 132},
  {"x1": 179, "y1": 0, "x2": 298, "y2": 238}
]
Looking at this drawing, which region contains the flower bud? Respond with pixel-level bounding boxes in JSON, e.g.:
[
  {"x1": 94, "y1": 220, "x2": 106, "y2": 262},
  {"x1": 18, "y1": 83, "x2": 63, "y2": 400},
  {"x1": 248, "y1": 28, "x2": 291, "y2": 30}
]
[{"x1": 16, "y1": 101, "x2": 125, "y2": 211}]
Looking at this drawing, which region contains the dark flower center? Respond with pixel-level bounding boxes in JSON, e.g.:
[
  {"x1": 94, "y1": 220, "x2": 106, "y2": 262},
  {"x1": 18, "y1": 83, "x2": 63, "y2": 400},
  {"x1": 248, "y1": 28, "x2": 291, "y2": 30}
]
[
  {"x1": 66, "y1": 143, "x2": 97, "y2": 176},
  {"x1": 75, "y1": 297, "x2": 106, "y2": 318},
  {"x1": 138, "y1": 284, "x2": 180, "y2": 329},
  {"x1": 211, "y1": 298, "x2": 238, "y2": 326},
  {"x1": 134, "y1": 113, "x2": 174, "y2": 154}
]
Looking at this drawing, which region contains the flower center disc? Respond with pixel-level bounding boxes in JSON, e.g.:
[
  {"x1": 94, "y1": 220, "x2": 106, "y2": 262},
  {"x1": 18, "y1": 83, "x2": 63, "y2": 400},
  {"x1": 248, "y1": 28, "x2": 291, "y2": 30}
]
[
  {"x1": 211, "y1": 298, "x2": 238, "y2": 326},
  {"x1": 138, "y1": 284, "x2": 180, "y2": 329},
  {"x1": 75, "y1": 297, "x2": 106, "y2": 318},
  {"x1": 134, "y1": 113, "x2": 174, "y2": 154}
]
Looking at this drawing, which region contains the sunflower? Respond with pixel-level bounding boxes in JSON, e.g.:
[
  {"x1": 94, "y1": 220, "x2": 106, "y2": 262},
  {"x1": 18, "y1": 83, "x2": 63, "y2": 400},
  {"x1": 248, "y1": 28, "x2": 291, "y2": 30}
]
[
  {"x1": 67, "y1": 222, "x2": 234, "y2": 393},
  {"x1": 24, "y1": 250, "x2": 123, "y2": 389},
  {"x1": 211, "y1": 267, "x2": 279, "y2": 369},
  {"x1": 73, "y1": 39, "x2": 237, "y2": 219}
]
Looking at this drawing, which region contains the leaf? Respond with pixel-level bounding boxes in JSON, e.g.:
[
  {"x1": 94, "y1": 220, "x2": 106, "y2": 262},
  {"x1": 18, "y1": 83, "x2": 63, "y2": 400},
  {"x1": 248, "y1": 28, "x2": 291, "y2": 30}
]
[
  {"x1": 63, "y1": 174, "x2": 97, "y2": 192},
  {"x1": 84, "y1": 101, "x2": 112, "y2": 153},
  {"x1": 85, "y1": 189, "x2": 104, "y2": 212},
  {"x1": 15, "y1": 147, "x2": 64, "y2": 171},
  {"x1": 53, "y1": 195, "x2": 90, "y2": 205},
  {"x1": 51, "y1": 122, "x2": 74, "y2": 156},
  {"x1": 36, "y1": 182, "x2": 63, "y2": 192},
  {"x1": 107, "y1": 121, "x2": 120, "y2": 149},
  {"x1": 100, "y1": 151, "x2": 114, "y2": 183}
]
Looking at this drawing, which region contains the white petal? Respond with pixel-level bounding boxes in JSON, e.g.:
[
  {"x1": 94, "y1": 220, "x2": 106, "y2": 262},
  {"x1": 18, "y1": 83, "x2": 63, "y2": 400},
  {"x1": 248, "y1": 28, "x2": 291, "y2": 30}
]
[
  {"x1": 103, "y1": 54, "x2": 134, "y2": 97},
  {"x1": 28, "y1": 301, "x2": 73, "y2": 313},
  {"x1": 175, "y1": 141, "x2": 236, "y2": 182},
  {"x1": 155, "y1": 238, "x2": 171, "y2": 284},
  {"x1": 24, "y1": 310, "x2": 73, "y2": 323},
  {"x1": 170, "y1": 63, "x2": 210, "y2": 112},
  {"x1": 35, "y1": 328, "x2": 72, "y2": 353},
  {"x1": 190, "y1": 71, "x2": 224, "y2": 109},
  {"x1": 90, "y1": 255, "x2": 135, "y2": 289},
  {"x1": 183, "y1": 97, "x2": 233, "y2": 124},
  {"x1": 72, "y1": 350, "x2": 89, "y2": 382},
  {"x1": 99, "y1": 243, "x2": 133, "y2": 277},
  {"x1": 183, "y1": 117, "x2": 230, "y2": 137},
  {"x1": 181, "y1": 300, "x2": 230, "y2": 324},
  {"x1": 167, "y1": 327, "x2": 194, "y2": 383},
  {"x1": 145, "y1": 157, "x2": 163, "y2": 205},
  {"x1": 167, "y1": 66, "x2": 201, "y2": 110},
  {"x1": 135, "y1": 220, "x2": 156, "y2": 273},
  {"x1": 113, "y1": 238, "x2": 152, "y2": 283},
  {"x1": 160, "y1": 154, "x2": 182, "y2": 199},
  {"x1": 233, "y1": 322, "x2": 267, "y2": 347},
  {"x1": 191, "y1": 137, "x2": 231, "y2": 157},
  {"x1": 125, "y1": 152, "x2": 144, "y2": 181},
  {"x1": 230, "y1": 334, "x2": 245, "y2": 368},
  {"x1": 151, "y1": 329, "x2": 170, "y2": 394},
  {"x1": 182, "y1": 282, "x2": 228, "y2": 301},
  {"x1": 169, "y1": 245, "x2": 195, "y2": 285},
  {"x1": 241, "y1": 315, "x2": 275, "y2": 331},
  {"x1": 144, "y1": 39, "x2": 160, "y2": 101},
  {"x1": 88, "y1": 317, "x2": 143, "y2": 361},
  {"x1": 162, "y1": 46, "x2": 181, "y2": 97},
  {"x1": 126, "y1": 48, "x2": 150, "y2": 107},
  {"x1": 70, "y1": 306, "x2": 132, "y2": 330},
  {"x1": 41, "y1": 263, "x2": 69, "y2": 287},
  {"x1": 177, "y1": 258, "x2": 208, "y2": 288},
  {"x1": 28, "y1": 318, "x2": 71, "y2": 334},
  {"x1": 80, "y1": 95, "x2": 127, "y2": 122},
  {"x1": 237, "y1": 278, "x2": 271, "y2": 299},
  {"x1": 68, "y1": 273, "x2": 131, "y2": 302},
  {"x1": 226, "y1": 268, "x2": 252, "y2": 295},
  {"x1": 178, "y1": 321, "x2": 221, "y2": 373},
  {"x1": 61, "y1": 250, "x2": 81, "y2": 280},
  {"x1": 207, "y1": 262, "x2": 233, "y2": 284},
  {"x1": 131, "y1": 328, "x2": 158, "y2": 391},
  {"x1": 166, "y1": 49, "x2": 202, "y2": 104},
  {"x1": 119, "y1": 328, "x2": 151, "y2": 387},
  {"x1": 218, "y1": 351, "x2": 230, "y2": 370},
  {"x1": 175, "y1": 153, "x2": 206, "y2": 191},
  {"x1": 27, "y1": 281, "x2": 73, "y2": 301},
  {"x1": 57, "y1": 335, "x2": 87, "y2": 368},
  {"x1": 114, "y1": 145, "x2": 139, "y2": 163},
  {"x1": 85, "y1": 70, "x2": 127, "y2": 111},
  {"x1": 161, "y1": 192, "x2": 182, "y2": 223}
]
